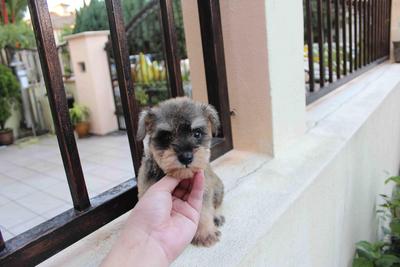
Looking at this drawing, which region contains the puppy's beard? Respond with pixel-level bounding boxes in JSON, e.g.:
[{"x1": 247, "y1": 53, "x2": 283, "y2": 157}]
[{"x1": 150, "y1": 145, "x2": 210, "y2": 179}]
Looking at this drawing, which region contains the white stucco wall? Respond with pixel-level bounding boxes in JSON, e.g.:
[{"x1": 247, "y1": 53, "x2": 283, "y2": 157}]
[{"x1": 241, "y1": 70, "x2": 400, "y2": 267}]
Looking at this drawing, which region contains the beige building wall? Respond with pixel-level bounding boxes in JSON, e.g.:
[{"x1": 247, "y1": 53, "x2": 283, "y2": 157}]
[
  {"x1": 65, "y1": 31, "x2": 118, "y2": 135},
  {"x1": 181, "y1": 0, "x2": 305, "y2": 156},
  {"x1": 391, "y1": 0, "x2": 400, "y2": 61}
]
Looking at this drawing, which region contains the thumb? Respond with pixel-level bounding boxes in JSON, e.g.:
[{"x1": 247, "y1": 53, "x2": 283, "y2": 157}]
[
  {"x1": 187, "y1": 171, "x2": 205, "y2": 212},
  {"x1": 150, "y1": 175, "x2": 180, "y2": 193}
]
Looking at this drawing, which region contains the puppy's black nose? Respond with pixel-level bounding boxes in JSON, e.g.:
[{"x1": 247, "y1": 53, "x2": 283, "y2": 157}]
[{"x1": 178, "y1": 152, "x2": 193, "y2": 165}]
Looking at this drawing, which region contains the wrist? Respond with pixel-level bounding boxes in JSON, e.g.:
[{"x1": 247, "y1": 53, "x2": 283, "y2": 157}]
[{"x1": 103, "y1": 226, "x2": 169, "y2": 267}]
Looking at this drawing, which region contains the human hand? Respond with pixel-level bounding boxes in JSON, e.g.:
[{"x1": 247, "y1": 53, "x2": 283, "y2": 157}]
[{"x1": 102, "y1": 171, "x2": 205, "y2": 267}]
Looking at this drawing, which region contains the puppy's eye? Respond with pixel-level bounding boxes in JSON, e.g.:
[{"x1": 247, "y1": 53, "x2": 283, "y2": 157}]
[
  {"x1": 193, "y1": 129, "x2": 203, "y2": 139},
  {"x1": 158, "y1": 131, "x2": 173, "y2": 143}
]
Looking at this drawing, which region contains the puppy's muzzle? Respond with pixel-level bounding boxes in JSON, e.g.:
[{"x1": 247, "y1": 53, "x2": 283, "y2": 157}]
[{"x1": 177, "y1": 151, "x2": 193, "y2": 166}]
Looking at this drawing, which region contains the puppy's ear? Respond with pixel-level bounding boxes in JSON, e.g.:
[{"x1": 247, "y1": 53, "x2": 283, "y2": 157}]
[
  {"x1": 202, "y1": 104, "x2": 220, "y2": 135},
  {"x1": 137, "y1": 109, "x2": 155, "y2": 140}
]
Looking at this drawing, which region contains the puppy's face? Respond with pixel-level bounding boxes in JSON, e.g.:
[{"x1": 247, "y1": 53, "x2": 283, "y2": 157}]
[{"x1": 137, "y1": 97, "x2": 220, "y2": 179}]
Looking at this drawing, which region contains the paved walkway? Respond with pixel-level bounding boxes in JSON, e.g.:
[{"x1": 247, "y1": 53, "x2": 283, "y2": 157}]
[{"x1": 0, "y1": 132, "x2": 134, "y2": 241}]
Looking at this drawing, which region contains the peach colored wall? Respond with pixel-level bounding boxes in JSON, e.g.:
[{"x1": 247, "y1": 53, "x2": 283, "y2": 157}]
[
  {"x1": 391, "y1": 0, "x2": 400, "y2": 61},
  {"x1": 66, "y1": 31, "x2": 118, "y2": 135},
  {"x1": 181, "y1": 0, "x2": 208, "y2": 104},
  {"x1": 181, "y1": 0, "x2": 305, "y2": 155},
  {"x1": 182, "y1": 0, "x2": 274, "y2": 154}
]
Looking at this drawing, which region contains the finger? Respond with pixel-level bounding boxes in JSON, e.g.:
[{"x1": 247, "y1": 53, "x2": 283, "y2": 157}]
[
  {"x1": 150, "y1": 175, "x2": 180, "y2": 193},
  {"x1": 178, "y1": 179, "x2": 191, "y2": 190},
  {"x1": 172, "y1": 179, "x2": 192, "y2": 198},
  {"x1": 187, "y1": 171, "x2": 205, "y2": 212},
  {"x1": 172, "y1": 187, "x2": 187, "y2": 199},
  {"x1": 172, "y1": 198, "x2": 199, "y2": 225}
]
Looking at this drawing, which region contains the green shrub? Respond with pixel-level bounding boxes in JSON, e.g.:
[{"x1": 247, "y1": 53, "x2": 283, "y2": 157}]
[
  {"x1": 0, "y1": 23, "x2": 35, "y2": 49},
  {"x1": 0, "y1": 64, "x2": 20, "y2": 131},
  {"x1": 352, "y1": 241, "x2": 400, "y2": 267},
  {"x1": 74, "y1": 0, "x2": 187, "y2": 58}
]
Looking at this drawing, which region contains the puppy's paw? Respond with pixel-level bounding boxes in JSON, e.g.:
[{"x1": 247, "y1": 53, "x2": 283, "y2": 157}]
[
  {"x1": 192, "y1": 230, "x2": 221, "y2": 247},
  {"x1": 213, "y1": 215, "x2": 225, "y2": 227}
]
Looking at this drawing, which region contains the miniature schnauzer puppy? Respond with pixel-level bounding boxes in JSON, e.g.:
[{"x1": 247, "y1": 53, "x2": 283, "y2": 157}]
[{"x1": 136, "y1": 97, "x2": 225, "y2": 247}]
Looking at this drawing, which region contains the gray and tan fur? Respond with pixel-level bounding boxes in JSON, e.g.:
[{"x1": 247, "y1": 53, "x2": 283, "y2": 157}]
[{"x1": 136, "y1": 97, "x2": 225, "y2": 246}]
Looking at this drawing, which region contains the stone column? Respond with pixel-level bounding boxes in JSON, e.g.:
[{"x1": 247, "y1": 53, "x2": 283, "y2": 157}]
[
  {"x1": 181, "y1": 0, "x2": 305, "y2": 156},
  {"x1": 65, "y1": 31, "x2": 118, "y2": 135},
  {"x1": 391, "y1": 0, "x2": 400, "y2": 61}
]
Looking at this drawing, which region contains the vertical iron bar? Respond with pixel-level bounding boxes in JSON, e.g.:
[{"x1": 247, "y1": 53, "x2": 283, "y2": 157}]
[
  {"x1": 105, "y1": 0, "x2": 143, "y2": 175},
  {"x1": 327, "y1": 0, "x2": 333, "y2": 83},
  {"x1": 335, "y1": 0, "x2": 341, "y2": 79},
  {"x1": 0, "y1": 230, "x2": 4, "y2": 251},
  {"x1": 382, "y1": 0, "x2": 385, "y2": 57},
  {"x1": 342, "y1": 0, "x2": 347, "y2": 75},
  {"x1": 354, "y1": 0, "x2": 358, "y2": 70},
  {"x1": 306, "y1": 0, "x2": 315, "y2": 90},
  {"x1": 374, "y1": 0, "x2": 378, "y2": 60},
  {"x1": 387, "y1": 0, "x2": 392, "y2": 56},
  {"x1": 382, "y1": 0, "x2": 385, "y2": 56},
  {"x1": 371, "y1": 0, "x2": 374, "y2": 60},
  {"x1": 369, "y1": 0, "x2": 375, "y2": 62},
  {"x1": 159, "y1": 0, "x2": 184, "y2": 97},
  {"x1": 349, "y1": 0, "x2": 353, "y2": 72},
  {"x1": 105, "y1": 39, "x2": 123, "y2": 131},
  {"x1": 358, "y1": 0, "x2": 362, "y2": 67},
  {"x1": 354, "y1": 0, "x2": 361, "y2": 69},
  {"x1": 363, "y1": 0, "x2": 367, "y2": 65},
  {"x1": 369, "y1": 0, "x2": 373, "y2": 62},
  {"x1": 386, "y1": 0, "x2": 392, "y2": 56},
  {"x1": 197, "y1": 0, "x2": 233, "y2": 150},
  {"x1": 317, "y1": 0, "x2": 325, "y2": 87},
  {"x1": 376, "y1": 0, "x2": 378, "y2": 59},
  {"x1": 378, "y1": 0, "x2": 381, "y2": 58},
  {"x1": 28, "y1": 0, "x2": 90, "y2": 211},
  {"x1": 384, "y1": 0, "x2": 388, "y2": 55}
]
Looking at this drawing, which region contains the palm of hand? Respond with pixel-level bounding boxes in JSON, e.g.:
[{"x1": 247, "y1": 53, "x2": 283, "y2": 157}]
[{"x1": 132, "y1": 176, "x2": 203, "y2": 263}]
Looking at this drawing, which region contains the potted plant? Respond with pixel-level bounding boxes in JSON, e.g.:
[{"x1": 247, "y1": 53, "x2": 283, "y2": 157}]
[
  {"x1": 394, "y1": 41, "x2": 400, "y2": 63},
  {"x1": 0, "y1": 64, "x2": 20, "y2": 145},
  {"x1": 69, "y1": 104, "x2": 90, "y2": 138}
]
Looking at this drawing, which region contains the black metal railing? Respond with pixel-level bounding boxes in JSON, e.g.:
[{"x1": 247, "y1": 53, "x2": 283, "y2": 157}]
[
  {"x1": 106, "y1": 0, "x2": 188, "y2": 130},
  {"x1": 304, "y1": 0, "x2": 391, "y2": 104},
  {"x1": 0, "y1": 0, "x2": 233, "y2": 265}
]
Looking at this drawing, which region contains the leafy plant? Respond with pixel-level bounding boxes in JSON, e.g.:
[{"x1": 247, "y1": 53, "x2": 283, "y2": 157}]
[
  {"x1": 134, "y1": 85, "x2": 149, "y2": 106},
  {"x1": 0, "y1": 64, "x2": 20, "y2": 131},
  {"x1": 352, "y1": 241, "x2": 400, "y2": 267},
  {"x1": 352, "y1": 176, "x2": 400, "y2": 267},
  {"x1": 5, "y1": 0, "x2": 28, "y2": 24},
  {"x1": 69, "y1": 104, "x2": 89, "y2": 125},
  {"x1": 0, "y1": 23, "x2": 35, "y2": 49}
]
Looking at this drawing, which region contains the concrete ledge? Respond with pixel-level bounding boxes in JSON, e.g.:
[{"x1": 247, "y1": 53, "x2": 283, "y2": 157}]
[
  {"x1": 63, "y1": 31, "x2": 110, "y2": 41},
  {"x1": 40, "y1": 64, "x2": 400, "y2": 267}
]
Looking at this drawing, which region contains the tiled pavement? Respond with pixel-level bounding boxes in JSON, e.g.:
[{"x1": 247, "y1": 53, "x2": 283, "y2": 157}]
[{"x1": 0, "y1": 132, "x2": 134, "y2": 241}]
